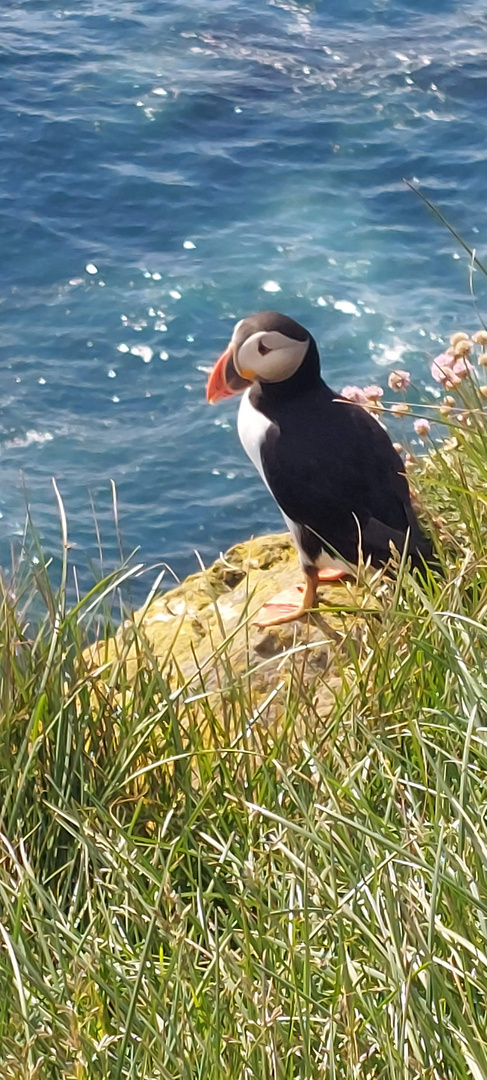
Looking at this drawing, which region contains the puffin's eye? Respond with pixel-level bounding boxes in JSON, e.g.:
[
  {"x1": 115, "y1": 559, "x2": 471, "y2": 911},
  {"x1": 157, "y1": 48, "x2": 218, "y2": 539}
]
[{"x1": 258, "y1": 340, "x2": 271, "y2": 356}]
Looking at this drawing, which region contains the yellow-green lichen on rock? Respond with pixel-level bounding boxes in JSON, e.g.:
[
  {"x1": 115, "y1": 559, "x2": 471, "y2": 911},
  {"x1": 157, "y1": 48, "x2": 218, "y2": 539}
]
[{"x1": 89, "y1": 532, "x2": 366, "y2": 733}]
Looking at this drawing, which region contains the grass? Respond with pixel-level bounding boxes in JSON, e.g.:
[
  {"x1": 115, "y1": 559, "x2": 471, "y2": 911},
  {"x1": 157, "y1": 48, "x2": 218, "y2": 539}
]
[{"x1": 3, "y1": 342, "x2": 487, "y2": 1078}]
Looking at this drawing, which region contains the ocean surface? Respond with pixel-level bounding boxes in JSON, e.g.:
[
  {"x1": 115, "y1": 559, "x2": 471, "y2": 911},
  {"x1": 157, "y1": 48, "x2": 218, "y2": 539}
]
[{"x1": 2, "y1": 0, "x2": 487, "y2": 598}]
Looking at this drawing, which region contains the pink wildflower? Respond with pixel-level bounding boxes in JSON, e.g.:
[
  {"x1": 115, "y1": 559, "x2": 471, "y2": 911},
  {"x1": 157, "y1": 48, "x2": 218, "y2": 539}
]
[
  {"x1": 431, "y1": 352, "x2": 472, "y2": 385},
  {"x1": 388, "y1": 370, "x2": 411, "y2": 392},
  {"x1": 363, "y1": 384, "x2": 384, "y2": 401},
  {"x1": 340, "y1": 385, "x2": 367, "y2": 404},
  {"x1": 431, "y1": 352, "x2": 454, "y2": 384},
  {"x1": 451, "y1": 355, "x2": 472, "y2": 379},
  {"x1": 414, "y1": 418, "x2": 431, "y2": 438}
]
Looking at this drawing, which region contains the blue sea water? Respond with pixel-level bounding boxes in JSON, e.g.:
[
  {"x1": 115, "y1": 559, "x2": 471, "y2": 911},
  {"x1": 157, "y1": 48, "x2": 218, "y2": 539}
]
[{"x1": 1, "y1": 0, "x2": 487, "y2": 597}]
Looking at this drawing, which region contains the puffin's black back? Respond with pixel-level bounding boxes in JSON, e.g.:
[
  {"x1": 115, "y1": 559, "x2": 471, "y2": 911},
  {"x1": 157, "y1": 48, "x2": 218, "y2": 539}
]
[{"x1": 252, "y1": 375, "x2": 433, "y2": 570}]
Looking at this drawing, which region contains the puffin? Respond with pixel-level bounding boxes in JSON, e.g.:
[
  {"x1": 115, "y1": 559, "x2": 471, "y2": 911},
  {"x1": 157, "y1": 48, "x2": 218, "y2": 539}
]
[{"x1": 206, "y1": 311, "x2": 433, "y2": 626}]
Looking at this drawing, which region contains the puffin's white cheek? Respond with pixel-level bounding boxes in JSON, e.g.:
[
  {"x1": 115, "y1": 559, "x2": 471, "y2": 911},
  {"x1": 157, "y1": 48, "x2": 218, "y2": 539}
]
[
  {"x1": 236, "y1": 332, "x2": 308, "y2": 382},
  {"x1": 256, "y1": 351, "x2": 294, "y2": 381},
  {"x1": 236, "y1": 334, "x2": 261, "y2": 377},
  {"x1": 258, "y1": 345, "x2": 308, "y2": 382}
]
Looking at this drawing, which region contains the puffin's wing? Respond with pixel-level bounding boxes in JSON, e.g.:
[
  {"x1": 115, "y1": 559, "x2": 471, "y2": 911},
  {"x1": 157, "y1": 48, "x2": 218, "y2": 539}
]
[
  {"x1": 345, "y1": 404, "x2": 433, "y2": 561},
  {"x1": 260, "y1": 400, "x2": 431, "y2": 567},
  {"x1": 361, "y1": 514, "x2": 429, "y2": 566}
]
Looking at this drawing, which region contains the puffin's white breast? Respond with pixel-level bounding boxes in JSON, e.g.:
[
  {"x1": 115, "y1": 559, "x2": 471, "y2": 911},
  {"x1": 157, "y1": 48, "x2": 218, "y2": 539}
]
[
  {"x1": 237, "y1": 389, "x2": 272, "y2": 488},
  {"x1": 237, "y1": 388, "x2": 351, "y2": 574},
  {"x1": 237, "y1": 390, "x2": 304, "y2": 556}
]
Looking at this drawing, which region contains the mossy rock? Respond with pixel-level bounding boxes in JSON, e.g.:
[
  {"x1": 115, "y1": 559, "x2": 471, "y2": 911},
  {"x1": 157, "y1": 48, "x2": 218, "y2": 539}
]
[{"x1": 89, "y1": 533, "x2": 367, "y2": 729}]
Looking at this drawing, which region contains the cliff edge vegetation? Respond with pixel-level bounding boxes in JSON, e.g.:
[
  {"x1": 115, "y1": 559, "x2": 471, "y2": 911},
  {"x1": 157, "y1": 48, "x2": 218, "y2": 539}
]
[{"x1": 2, "y1": 332, "x2": 487, "y2": 1077}]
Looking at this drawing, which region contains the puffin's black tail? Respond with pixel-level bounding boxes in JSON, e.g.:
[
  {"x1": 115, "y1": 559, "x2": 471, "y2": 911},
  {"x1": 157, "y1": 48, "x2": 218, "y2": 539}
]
[{"x1": 406, "y1": 526, "x2": 444, "y2": 577}]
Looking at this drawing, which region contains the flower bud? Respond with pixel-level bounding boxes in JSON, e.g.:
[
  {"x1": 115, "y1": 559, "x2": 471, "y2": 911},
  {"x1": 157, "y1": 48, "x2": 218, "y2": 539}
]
[
  {"x1": 450, "y1": 331, "x2": 470, "y2": 347},
  {"x1": 414, "y1": 418, "x2": 431, "y2": 438},
  {"x1": 453, "y1": 339, "x2": 472, "y2": 358}
]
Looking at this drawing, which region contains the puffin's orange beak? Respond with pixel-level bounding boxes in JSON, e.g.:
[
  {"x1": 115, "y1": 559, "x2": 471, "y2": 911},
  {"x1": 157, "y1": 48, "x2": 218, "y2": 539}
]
[
  {"x1": 206, "y1": 345, "x2": 235, "y2": 403},
  {"x1": 206, "y1": 343, "x2": 252, "y2": 404}
]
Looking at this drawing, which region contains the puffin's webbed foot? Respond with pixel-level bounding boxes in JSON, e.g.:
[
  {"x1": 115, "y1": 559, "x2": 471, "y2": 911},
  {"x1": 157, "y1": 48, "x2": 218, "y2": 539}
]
[
  {"x1": 254, "y1": 574, "x2": 317, "y2": 628},
  {"x1": 253, "y1": 567, "x2": 350, "y2": 627},
  {"x1": 317, "y1": 568, "x2": 349, "y2": 583}
]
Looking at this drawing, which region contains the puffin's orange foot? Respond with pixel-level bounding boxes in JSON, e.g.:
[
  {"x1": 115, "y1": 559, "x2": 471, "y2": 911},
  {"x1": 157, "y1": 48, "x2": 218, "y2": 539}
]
[
  {"x1": 317, "y1": 568, "x2": 348, "y2": 582},
  {"x1": 254, "y1": 584, "x2": 313, "y2": 628}
]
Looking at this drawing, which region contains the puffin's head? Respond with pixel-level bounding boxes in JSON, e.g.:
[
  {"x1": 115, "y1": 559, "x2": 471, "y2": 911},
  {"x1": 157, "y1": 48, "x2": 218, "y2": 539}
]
[{"x1": 206, "y1": 311, "x2": 314, "y2": 404}]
